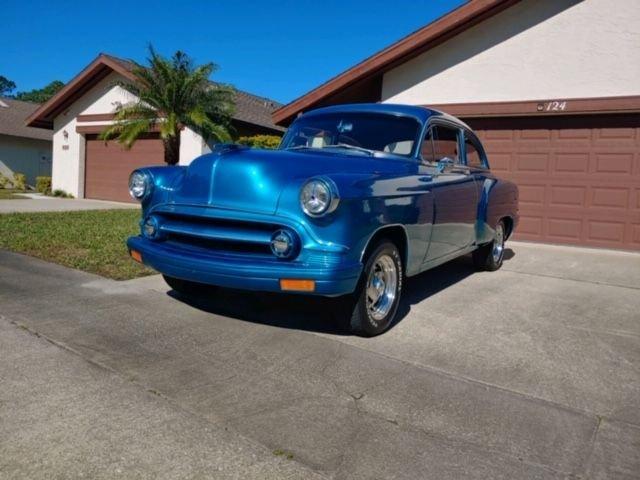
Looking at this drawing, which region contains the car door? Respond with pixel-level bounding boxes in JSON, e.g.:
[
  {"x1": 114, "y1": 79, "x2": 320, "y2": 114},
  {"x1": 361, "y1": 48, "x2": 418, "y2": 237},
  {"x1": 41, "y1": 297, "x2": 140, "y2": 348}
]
[{"x1": 422, "y1": 122, "x2": 478, "y2": 263}]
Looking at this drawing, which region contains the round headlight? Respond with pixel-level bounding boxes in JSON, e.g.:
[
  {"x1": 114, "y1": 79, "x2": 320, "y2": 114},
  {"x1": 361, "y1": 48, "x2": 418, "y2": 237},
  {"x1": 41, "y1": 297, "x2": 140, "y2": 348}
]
[
  {"x1": 129, "y1": 171, "x2": 151, "y2": 200},
  {"x1": 300, "y1": 179, "x2": 339, "y2": 217}
]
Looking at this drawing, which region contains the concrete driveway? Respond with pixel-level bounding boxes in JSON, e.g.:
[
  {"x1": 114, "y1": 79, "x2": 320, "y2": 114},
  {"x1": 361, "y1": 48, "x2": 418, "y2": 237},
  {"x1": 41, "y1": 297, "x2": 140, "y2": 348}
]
[
  {"x1": 1, "y1": 242, "x2": 638, "y2": 479},
  {"x1": 0, "y1": 196, "x2": 137, "y2": 213}
]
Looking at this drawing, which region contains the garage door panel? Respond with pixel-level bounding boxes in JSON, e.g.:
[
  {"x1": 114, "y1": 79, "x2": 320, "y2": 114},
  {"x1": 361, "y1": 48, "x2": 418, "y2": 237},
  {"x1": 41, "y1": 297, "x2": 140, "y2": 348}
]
[
  {"x1": 514, "y1": 153, "x2": 549, "y2": 172},
  {"x1": 594, "y1": 153, "x2": 634, "y2": 175},
  {"x1": 517, "y1": 127, "x2": 549, "y2": 138},
  {"x1": 549, "y1": 185, "x2": 586, "y2": 208},
  {"x1": 85, "y1": 135, "x2": 164, "y2": 202},
  {"x1": 554, "y1": 153, "x2": 590, "y2": 173},
  {"x1": 518, "y1": 184, "x2": 546, "y2": 207},
  {"x1": 590, "y1": 187, "x2": 630, "y2": 209},
  {"x1": 632, "y1": 225, "x2": 640, "y2": 245},
  {"x1": 596, "y1": 127, "x2": 637, "y2": 140},
  {"x1": 546, "y1": 217, "x2": 583, "y2": 242},
  {"x1": 474, "y1": 117, "x2": 640, "y2": 250},
  {"x1": 557, "y1": 129, "x2": 591, "y2": 140},
  {"x1": 587, "y1": 220, "x2": 625, "y2": 243},
  {"x1": 488, "y1": 153, "x2": 511, "y2": 172},
  {"x1": 516, "y1": 215, "x2": 543, "y2": 237}
]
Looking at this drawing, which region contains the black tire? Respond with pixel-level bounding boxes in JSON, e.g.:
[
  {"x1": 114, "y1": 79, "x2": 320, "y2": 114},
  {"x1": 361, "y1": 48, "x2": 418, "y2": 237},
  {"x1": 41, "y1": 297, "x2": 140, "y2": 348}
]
[
  {"x1": 348, "y1": 240, "x2": 403, "y2": 337},
  {"x1": 162, "y1": 275, "x2": 212, "y2": 296},
  {"x1": 473, "y1": 219, "x2": 506, "y2": 271}
]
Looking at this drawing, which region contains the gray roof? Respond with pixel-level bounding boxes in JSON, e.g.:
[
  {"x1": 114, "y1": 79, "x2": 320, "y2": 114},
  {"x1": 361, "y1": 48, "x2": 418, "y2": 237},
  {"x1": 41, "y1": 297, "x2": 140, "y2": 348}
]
[
  {"x1": 0, "y1": 98, "x2": 52, "y2": 141},
  {"x1": 232, "y1": 89, "x2": 284, "y2": 132}
]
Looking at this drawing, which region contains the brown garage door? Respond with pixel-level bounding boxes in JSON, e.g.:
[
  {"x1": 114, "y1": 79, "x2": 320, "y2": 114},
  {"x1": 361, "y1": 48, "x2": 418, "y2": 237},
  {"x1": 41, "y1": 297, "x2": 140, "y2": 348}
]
[
  {"x1": 471, "y1": 115, "x2": 640, "y2": 251},
  {"x1": 85, "y1": 134, "x2": 164, "y2": 202}
]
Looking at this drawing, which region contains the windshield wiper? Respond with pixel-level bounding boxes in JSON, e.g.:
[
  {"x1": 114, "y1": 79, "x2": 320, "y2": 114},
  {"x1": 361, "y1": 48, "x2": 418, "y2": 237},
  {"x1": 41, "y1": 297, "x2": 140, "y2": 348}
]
[
  {"x1": 285, "y1": 145, "x2": 311, "y2": 150},
  {"x1": 322, "y1": 144, "x2": 375, "y2": 156}
]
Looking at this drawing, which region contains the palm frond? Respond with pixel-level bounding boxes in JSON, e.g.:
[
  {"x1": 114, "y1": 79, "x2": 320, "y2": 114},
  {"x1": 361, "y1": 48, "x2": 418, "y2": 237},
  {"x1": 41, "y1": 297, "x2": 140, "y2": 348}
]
[{"x1": 101, "y1": 45, "x2": 236, "y2": 162}]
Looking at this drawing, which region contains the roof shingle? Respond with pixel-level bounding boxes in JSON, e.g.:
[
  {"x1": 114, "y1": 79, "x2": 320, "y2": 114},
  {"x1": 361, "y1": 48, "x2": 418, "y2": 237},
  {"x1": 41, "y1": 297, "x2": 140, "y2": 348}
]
[
  {"x1": 0, "y1": 98, "x2": 52, "y2": 141},
  {"x1": 27, "y1": 53, "x2": 283, "y2": 133}
]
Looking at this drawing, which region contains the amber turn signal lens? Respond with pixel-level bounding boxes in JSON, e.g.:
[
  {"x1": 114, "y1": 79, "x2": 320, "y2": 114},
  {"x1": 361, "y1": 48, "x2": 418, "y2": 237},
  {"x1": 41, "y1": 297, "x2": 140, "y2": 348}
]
[
  {"x1": 280, "y1": 279, "x2": 315, "y2": 292},
  {"x1": 130, "y1": 249, "x2": 143, "y2": 263}
]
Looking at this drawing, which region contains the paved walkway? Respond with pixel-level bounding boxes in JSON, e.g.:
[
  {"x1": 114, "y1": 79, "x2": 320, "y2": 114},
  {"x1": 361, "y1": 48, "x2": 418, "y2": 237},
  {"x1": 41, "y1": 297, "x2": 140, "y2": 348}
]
[
  {"x1": 1, "y1": 243, "x2": 639, "y2": 479},
  {"x1": 0, "y1": 196, "x2": 137, "y2": 213}
]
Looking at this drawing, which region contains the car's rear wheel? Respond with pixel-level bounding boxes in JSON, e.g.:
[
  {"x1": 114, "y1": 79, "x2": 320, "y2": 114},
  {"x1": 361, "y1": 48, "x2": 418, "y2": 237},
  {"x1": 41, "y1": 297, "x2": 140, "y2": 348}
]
[
  {"x1": 348, "y1": 240, "x2": 403, "y2": 337},
  {"x1": 162, "y1": 275, "x2": 212, "y2": 296},
  {"x1": 473, "y1": 220, "x2": 506, "y2": 271}
]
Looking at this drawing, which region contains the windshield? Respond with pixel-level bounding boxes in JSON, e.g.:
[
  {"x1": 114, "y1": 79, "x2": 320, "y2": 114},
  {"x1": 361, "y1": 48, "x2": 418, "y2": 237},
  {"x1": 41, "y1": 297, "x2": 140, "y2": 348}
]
[{"x1": 280, "y1": 112, "x2": 421, "y2": 158}]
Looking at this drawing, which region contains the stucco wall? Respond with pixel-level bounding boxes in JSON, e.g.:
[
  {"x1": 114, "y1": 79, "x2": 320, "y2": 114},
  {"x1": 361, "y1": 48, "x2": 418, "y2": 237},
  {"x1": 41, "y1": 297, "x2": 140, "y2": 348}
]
[
  {"x1": 381, "y1": 0, "x2": 640, "y2": 105},
  {"x1": 52, "y1": 71, "x2": 209, "y2": 197},
  {"x1": 0, "y1": 134, "x2": 52, "y2": 187}
]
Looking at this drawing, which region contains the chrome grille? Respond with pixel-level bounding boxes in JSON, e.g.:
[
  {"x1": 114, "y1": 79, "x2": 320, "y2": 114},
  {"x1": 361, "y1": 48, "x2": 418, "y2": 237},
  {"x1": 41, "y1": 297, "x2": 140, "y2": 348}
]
[{"x1": 153, "y1": 213, "x2": 292, "y2": 258}]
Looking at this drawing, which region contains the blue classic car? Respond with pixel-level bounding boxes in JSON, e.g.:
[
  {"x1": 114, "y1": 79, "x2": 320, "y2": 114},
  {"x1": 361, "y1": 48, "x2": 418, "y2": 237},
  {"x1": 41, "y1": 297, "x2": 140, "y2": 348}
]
[{"x1": 127, "y1": 104, "x2": 519, "y2": 336}]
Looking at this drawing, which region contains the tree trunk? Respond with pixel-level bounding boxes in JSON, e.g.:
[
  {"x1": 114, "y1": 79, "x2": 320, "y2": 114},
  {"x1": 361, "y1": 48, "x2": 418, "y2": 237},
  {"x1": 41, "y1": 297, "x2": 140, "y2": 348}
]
[{"x1": 163, "y1": 134, "x2": 181, "y2": 165}]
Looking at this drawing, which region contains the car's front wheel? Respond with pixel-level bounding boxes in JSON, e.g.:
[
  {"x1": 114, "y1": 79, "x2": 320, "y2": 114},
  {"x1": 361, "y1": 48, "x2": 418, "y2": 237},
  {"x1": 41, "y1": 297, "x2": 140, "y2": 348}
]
[{"x1": 348, "y1": 241, "x2": 403, "y2": 337}]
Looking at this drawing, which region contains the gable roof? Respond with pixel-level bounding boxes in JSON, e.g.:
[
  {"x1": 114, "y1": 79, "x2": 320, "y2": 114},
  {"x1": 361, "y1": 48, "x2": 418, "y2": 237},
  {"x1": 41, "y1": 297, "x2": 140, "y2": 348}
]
[
  {"x1": 272, "y1": 0, "x2": 521, "y2": 125},
  {"x1": 26, "y1": 53, "x2": 284, "y2": 132},
  {"x1": 0, "y1": 97, "x2": 52, "y2": 141}
]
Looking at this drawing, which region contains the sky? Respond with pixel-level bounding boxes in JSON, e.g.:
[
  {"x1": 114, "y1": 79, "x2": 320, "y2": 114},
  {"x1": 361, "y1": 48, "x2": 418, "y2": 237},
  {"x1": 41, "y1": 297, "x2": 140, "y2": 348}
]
[{"x1": 2, "y1": 0, "x2": 465, "y2": 104}]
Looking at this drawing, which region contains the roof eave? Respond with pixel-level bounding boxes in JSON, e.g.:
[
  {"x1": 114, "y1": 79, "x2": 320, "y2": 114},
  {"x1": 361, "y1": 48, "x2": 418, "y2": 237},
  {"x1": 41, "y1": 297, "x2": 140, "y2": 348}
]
[
  {"x1": 272, "y1": 0, "x2": 522, "y2": 126},
  {"x1": 25, "y1": 54, "x2": 137, "y2": 129}
]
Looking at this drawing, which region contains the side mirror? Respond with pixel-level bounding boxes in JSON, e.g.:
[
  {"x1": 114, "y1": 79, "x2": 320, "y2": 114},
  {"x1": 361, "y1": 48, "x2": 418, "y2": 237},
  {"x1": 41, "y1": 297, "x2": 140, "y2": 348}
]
[{"x1": 436, "y1": 157, "x2": 455, "y2": 173}]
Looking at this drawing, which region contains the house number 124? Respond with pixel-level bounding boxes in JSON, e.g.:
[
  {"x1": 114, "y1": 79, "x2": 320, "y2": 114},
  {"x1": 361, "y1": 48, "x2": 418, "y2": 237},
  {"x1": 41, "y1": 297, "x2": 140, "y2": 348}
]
[{"x1": 545, "y1": 101, "x2": 567, "y2": 111}]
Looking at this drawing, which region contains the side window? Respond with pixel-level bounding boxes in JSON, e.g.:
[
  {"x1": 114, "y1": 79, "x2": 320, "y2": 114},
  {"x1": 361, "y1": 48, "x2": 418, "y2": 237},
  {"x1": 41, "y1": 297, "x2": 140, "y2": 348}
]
[
  {"x1": 431, "y1": 125, "x2": 461, "y2": 164},
  {"x1": 464, "y1": 133, "x2": 487, "y2": 169},
  {"x1": 420, "y1": 128, "x2": 435, "y2": 164}
]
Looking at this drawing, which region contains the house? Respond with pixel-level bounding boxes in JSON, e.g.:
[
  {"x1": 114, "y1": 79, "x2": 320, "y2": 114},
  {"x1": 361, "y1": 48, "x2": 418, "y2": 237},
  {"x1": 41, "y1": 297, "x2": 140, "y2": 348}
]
[
  {"x1": 26, "y1": 54, "x2": 284, "y2": 202},
  {"x1": 273, "y1": 0, "x2": 640, "y2": 251},
  {"x1": 0, "y1": 98, "x2": 52, "y2": 187}
]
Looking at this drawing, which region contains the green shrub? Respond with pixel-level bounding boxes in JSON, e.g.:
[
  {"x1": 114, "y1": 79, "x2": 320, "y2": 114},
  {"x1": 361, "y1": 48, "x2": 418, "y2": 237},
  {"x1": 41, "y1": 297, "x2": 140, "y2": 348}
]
[
  {"x1": 52, "y1": 189, "x2": 74, "y2": 198},
  {"x1": 36, "y1": 176, "x2": 52, "y2": 194},
  {"x1": 0, "y1": 173, "x2": 11, "y2": 189},
  {"x1": 236, "y1": 135, "x2": 281, "y2": 150},
  {"x1": 13, "y1": 173, "x2": 26, "y2": 191}
]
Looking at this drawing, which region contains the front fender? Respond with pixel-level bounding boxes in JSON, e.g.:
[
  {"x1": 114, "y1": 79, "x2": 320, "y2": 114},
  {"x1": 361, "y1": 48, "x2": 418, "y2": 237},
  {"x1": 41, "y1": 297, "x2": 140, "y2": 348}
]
[
  {"x1": 136, "y1": 166, "x2": 186, "y2": 215},
  {"x1": 276, "y1": 172, "x2": 434, "y2": 276}
]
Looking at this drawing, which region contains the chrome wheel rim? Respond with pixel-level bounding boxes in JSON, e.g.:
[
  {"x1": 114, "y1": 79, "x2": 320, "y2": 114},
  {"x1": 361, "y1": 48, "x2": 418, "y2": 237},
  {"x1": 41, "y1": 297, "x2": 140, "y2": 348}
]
[
  {"x1": 366, "y1": 254, "x2": 397, "y2": 321},
  {"x1": 492, "y1": 223, "x2": 505, "y2": 263}
]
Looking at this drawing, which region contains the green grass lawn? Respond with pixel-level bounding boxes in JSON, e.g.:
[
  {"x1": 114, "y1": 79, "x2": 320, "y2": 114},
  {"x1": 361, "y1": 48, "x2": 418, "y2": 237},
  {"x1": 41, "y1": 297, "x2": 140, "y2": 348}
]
[
  {"x1": 0, "y1": 209, "x2": 155, "y2": 280},
  {"x1": 0, "y1": 189, "x2": 27, "y2": 199}
]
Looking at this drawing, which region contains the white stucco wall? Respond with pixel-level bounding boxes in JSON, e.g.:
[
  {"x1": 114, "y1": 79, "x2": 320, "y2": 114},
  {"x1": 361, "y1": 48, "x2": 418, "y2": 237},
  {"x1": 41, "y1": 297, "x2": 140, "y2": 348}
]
[
  {"x1": 52, "y1": 71, "x2": 210, "y2": 197},
  {"x1": 381, "y1": 0, "x2": 640, "y2": 105}
]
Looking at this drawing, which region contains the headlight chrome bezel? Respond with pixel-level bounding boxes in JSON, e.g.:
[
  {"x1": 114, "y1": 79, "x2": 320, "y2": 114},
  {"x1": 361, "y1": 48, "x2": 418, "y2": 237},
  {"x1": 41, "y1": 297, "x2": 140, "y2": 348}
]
[
  {"x1": 299, "y1": 177, "x2": 340, "y2": 218},
  {"x1": 142, "y1": 215, "x2": 161, "y2": 240},
  {"x1": 129, "y1": 170, "x2": 152, "y2": 201},
  {"x1": 270, "y1": 229, "x2": 297, "y2": 258}
]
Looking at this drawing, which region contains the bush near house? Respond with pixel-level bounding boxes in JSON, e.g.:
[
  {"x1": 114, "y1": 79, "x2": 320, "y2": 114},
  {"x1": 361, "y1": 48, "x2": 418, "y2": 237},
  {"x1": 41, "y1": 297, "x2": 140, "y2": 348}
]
[
  {"x1": 0, "y1": 173, "x2": 11, "y2": 189},
  {"x1": 36, "y1": 176, "x2": 52, "y2": 194},
  {"x1": 236, "y1": 135, "x2": 281, "y2": 149},
  {"x1": 13, "y1": 173, "x2": 27, "y2": 191},
  {"x1": 52, "y1": 189, "x2": 74, "y2": 198}
]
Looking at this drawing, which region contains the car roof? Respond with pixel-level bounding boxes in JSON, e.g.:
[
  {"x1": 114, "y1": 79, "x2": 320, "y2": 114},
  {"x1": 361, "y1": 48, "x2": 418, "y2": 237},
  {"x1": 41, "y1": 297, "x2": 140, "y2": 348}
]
[{"x1": 300, "y1": 103, "x2": 471, "y2": 129}]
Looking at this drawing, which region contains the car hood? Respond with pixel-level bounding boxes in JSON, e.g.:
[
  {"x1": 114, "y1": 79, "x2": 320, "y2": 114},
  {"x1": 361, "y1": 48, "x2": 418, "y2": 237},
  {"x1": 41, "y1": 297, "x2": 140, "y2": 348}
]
[{"x1": 169, "y1": 147, "x2": 411, "y2": 214}]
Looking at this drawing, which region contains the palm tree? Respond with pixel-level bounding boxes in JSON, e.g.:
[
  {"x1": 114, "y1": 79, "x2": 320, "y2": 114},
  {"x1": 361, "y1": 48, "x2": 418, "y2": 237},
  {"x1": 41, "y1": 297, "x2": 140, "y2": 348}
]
[{"x1": 100, "y1": 46, "x2": 235, "y2": 165}]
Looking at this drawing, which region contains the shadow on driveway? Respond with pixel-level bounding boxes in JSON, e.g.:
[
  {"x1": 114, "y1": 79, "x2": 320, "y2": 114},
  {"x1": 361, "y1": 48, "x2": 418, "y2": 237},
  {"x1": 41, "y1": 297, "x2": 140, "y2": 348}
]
[{"x1": 169, "y1": 248, "x2": 516, "y2": 335}]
